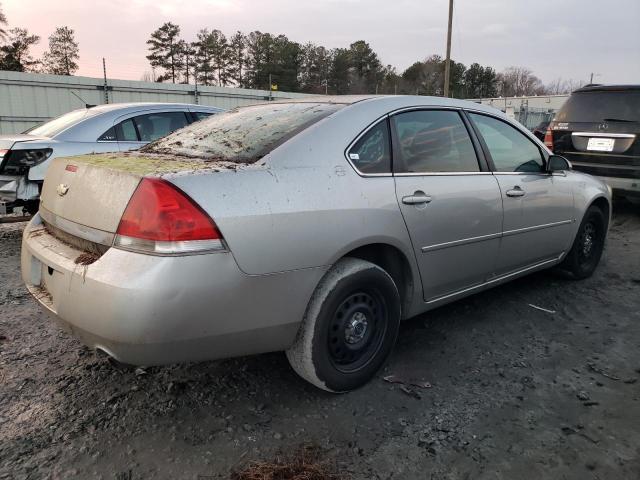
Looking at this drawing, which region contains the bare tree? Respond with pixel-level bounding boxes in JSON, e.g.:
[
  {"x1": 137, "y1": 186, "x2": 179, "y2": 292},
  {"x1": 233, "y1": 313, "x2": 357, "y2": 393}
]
[
  {"x1": 498, "y1": 67, "x2": 544, "y2": 96},
  {"x1": 544, "y1": 77, "x2": 585, "y2": 95}
]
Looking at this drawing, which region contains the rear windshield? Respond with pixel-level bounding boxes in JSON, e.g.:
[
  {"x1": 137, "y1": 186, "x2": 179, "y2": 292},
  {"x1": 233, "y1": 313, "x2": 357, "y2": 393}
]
[
  {"x1": 555, "y1": 91, "x2": 640, "y2": 123},
  {"x1": 143, "y1": 102, "x2": 344, "y2": 162},
  {"x1": 27, "y1": 109, "x2": 97, "y2": 137}
]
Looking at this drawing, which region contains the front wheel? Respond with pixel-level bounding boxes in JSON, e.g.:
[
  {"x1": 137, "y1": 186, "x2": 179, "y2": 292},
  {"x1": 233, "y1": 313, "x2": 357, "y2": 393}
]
[
  {"x1": 557, "y1": 205, "x2": 607, "y2": 279},
  {"x1": 286, "y1": 258, "x2": 401, "y2": 392}
]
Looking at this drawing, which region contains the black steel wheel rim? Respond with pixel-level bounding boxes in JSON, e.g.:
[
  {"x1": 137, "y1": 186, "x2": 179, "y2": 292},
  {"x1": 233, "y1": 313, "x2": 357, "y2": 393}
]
[
  {"x1": 328, "y1": 290, "x2": 387, "y2": 373},
  {"x1": 578, "y1": 221, "x2": 599, "y2": 265}
]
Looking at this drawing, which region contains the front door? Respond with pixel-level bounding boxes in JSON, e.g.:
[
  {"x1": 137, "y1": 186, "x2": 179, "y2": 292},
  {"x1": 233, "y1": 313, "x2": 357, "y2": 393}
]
[
  {"x1": 391, "y1": 109, "x2": 503, "y2": 302},
  {"x1": 467, "y1": 112, "x2": 575, "y2": 275}
]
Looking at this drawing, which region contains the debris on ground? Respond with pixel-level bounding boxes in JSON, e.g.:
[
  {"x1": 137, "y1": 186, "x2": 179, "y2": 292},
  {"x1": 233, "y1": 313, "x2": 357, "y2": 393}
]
[
  {"x1": 587, "y1": 362, "x2": 621, "y2": 381},
  {"x1": 527, "y1": 303, "x2": 556, "y2": 314},
  {"x1": 383, "y1": 375, "x2": 432, "y2": 389},
  {"x1": 230, "y1": 445, "x2": 345, "y2": 480}
]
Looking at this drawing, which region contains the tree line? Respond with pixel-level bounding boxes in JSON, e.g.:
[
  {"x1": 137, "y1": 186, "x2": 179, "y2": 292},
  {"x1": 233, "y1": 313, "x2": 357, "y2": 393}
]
[
  {"x1": 0, "y1": 2, "x2": 79, "y2": 75},
  {"x1": 145, "y1": 22, "x2": 582, "y2": 98}
]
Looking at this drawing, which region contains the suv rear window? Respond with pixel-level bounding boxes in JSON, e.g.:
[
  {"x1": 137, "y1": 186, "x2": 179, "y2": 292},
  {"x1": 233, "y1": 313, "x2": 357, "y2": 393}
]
[
  {"x1": 144, "y1": 102, "x2": 344, "y2": 162},
  {"x1": 555, "y1": 91, "x2": 640, "y2": 123}
]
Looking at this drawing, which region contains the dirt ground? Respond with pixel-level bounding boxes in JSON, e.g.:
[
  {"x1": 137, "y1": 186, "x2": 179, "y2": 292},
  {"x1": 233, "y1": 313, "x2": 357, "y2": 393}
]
[{"x1": 1, "y1": 202, "x2": 639, "y2": 480}]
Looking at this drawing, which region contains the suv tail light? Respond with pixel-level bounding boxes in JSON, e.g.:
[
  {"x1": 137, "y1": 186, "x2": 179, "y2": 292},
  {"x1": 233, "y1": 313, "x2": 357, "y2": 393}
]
[
  {"x1": 114, "y1": 178, "x2": 225, "y2": 255},
  {"x1": 543, "y1": 127, "x2": 554, "y2": 151}
]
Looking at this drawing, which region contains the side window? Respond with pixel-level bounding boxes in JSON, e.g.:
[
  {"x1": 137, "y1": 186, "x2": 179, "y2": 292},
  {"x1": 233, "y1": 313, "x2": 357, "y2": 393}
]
[
  {"x1": 133, "y1": 112, "x2": 189, "y2": 142},
  {"x1": 98, "y1": 126, "x2": 117, "y2": 141},
  {"x1": 391, "y1": 110, "x2": 479, "y2": 173},
  {"x1": 115, "y1": 119, "x2": 139, "y2": 142},
  {"x1": 347, "y1": 119, "x2": 391, "y2": 174},
  {"x1": 469, "y1": 113, "x2": 544, "y2": 173}
]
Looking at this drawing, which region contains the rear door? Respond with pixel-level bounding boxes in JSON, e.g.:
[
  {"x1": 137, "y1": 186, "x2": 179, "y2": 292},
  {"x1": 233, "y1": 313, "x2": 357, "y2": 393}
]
[
  {"x1": 551, "y1": 90, "x2": 640, "y2": 185},
  {"x1": 467, "y1": 112, "x2": 574, "y2": 275},
  {"x1": 390, "y1": 109, "x2": 503, "y2": 302}
]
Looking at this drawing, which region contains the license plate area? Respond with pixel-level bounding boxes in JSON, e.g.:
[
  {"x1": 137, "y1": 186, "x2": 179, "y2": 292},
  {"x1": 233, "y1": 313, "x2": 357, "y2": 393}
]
[
  {"x1": 587, "y1": 137, "x2": 615, "y2": 152},
  {"x1": 28, "y1": 254, "x2": 58, "y2": 312}
]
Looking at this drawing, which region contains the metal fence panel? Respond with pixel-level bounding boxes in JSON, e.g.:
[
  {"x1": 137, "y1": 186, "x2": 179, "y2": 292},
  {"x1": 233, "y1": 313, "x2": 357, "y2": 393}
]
[{"x1": 0, "y1": 71, "x2": 312, "y2": 134}]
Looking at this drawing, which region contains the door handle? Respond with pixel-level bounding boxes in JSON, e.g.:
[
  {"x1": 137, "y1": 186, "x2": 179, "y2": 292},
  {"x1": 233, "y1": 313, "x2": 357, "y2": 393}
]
[
  {"x1": 402, "y1": 192, "x2": 432, "y2": 205},
  {"x1": 506, "y1": 186, "x2": 525, "y2": 197}
]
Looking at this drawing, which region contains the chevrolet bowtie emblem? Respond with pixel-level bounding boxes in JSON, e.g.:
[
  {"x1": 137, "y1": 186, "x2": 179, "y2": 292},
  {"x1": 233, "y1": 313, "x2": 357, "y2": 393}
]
[{"x1": 57, "y1": 184, "x2": 69, "y2": 196}]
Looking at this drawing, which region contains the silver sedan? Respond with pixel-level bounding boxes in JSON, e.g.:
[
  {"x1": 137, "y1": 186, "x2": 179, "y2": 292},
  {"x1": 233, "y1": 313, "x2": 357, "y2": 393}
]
[
  {"x1": 0, "y1": 102, "x2": 223, "y2": 212},
  {"x1": 21, "y1": 95, "x2": 611, "y2": 392}
]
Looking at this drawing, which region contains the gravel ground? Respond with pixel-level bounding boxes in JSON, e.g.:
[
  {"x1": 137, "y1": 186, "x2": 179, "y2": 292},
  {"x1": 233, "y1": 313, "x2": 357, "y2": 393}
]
[{"x1": 1, "y1": 203, "x2": 639, "y2": 480}]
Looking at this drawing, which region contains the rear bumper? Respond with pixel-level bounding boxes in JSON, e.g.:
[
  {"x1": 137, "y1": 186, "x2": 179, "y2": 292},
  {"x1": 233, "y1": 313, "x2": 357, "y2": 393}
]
[
  {"x1": 592, "y1": 175, "x2": 640, "y2": 197},
  {"x1": 21, "y1": 214, "x2": 325, "y2": 365}
]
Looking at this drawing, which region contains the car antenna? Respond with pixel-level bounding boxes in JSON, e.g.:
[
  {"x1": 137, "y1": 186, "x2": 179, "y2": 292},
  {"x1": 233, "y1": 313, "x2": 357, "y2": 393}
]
[{"x1": 69, "y1": 90, "x2": 96, "y2": 109}]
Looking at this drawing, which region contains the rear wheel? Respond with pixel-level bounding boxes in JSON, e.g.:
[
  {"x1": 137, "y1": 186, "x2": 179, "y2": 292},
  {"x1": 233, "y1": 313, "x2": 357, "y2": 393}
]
[
  {"x1": 286, "y1": 257, "x2": 401, "y2": 392},
  {"x1": 557, "y1": 205, "x2": 606, "y2": 279}
]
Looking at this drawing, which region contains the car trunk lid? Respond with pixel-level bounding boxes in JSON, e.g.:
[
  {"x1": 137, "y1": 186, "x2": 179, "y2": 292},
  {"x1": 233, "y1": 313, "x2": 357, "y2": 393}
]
[
  {"x1": 0, "y1": 134, "x2": 52, "y2": 151},
  {"x1": 40, "y1": 153, "x2": 219, "y2": 238}
]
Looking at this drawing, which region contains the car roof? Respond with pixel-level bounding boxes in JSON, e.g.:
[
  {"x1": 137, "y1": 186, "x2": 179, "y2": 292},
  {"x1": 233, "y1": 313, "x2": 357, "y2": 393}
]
[
  {"x1": 85, "y1": 102, "x2": 223, "y2": 114},
  {"x1": 573, "y1": 84, "x2": 640, "y2": 93},
  {"x1": 261, "y1": 94, "x2": 503, "y2": 116}
]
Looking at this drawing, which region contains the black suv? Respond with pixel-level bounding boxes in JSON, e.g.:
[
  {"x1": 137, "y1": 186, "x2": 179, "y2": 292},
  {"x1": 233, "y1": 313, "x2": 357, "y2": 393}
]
[{"x1": 546, "y1": 85, "x2": 640, "y2": 199}]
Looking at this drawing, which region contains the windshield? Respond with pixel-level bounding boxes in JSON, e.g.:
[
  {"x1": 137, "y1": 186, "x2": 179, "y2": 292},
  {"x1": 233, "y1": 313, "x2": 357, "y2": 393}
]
[
  {"x1": 143, "y1": 102, "x2": 345, "y2": 162},
  {"x1": 555, "y1": 91, "x2": 640, "y2": 123},
  {"x1": 27, "y1": 109, "x2": 96, "y2": 137}
]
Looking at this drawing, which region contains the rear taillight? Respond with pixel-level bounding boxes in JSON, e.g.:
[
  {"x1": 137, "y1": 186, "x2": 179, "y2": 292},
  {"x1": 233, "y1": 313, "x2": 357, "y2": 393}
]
[
  {"x1": 114, "y1": 178, "x2": 224, "y2": 255},
  {"x1": 544, "y1": 127, "x2": 554, "y2": 151},
  {"x1": 0, "y1": 148, "x2": 53, "y2": 175}
]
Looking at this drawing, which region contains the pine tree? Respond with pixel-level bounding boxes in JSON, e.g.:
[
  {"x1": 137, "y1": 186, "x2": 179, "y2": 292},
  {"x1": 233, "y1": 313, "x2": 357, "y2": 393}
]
[
  {"x1": 146, "y1": 22, "x2": 183, "y2": 83},
  {"x1": 228, "y1": 31, "x2": 246, "y2": 87},
  {"x1": 0, "y1": 2, "x2": 7, "y2": 40},
  {"x1": 329, "y1": 48, "x2": 350, "y2": 94},
  {"x1": 209, "y1": 29, "x2": 230, "y2": 86},
  {"x1": 194, "y1": 29, "x2": 214, "y2": 86},
  {"x1": 0, "y1": 28, "x2": 40, "y2": 72},
  {"x1": 42, "y1": 26, "x2": 79, "y2": 75}
]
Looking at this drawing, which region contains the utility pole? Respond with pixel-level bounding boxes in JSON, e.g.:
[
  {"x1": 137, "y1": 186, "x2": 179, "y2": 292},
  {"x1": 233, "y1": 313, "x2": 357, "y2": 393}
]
[
  {"x1": 443, "y1": 0, "x2": 454, "y2": 97},
  {"x1": 269, "y1": 73, "x2": 272, "y2": 101},
  {"x1": 102, "y1": 58, "x2": 109, "y2": 104},
  {"x1": 194, "y1": 67, "x2": 199, "y2": 105}
]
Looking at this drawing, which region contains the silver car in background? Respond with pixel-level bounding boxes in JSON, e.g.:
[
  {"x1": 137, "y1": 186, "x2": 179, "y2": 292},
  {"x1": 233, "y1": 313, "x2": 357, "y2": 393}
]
[
  {"x1": 21, "y1": 96, "x2": 611, "y2": 392},
  {"x1": 0, "y1": 102, "x2": 223, "y2": 213}
]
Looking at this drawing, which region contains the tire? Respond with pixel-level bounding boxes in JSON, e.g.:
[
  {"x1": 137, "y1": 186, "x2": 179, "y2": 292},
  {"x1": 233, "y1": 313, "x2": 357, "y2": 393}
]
[
  {"x1": 557, "y1": 205, "x2": 607, "y2": 279},
  {"x1": 286, "y1": 257, "x2": 401, "y2": 392}
]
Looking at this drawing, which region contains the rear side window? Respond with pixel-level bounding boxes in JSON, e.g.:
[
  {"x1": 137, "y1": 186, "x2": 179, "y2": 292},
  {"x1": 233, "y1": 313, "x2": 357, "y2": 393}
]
[
  {"x1": 98, "y1": 126, "x2": 117, "y2": 141},
  {"x1": 469, "y1": 113, "x2": 544, "y2": 173},
  {"x1": 115, "y1": 119, "x2": 139, "y2": 142},
  {"x1": 347, "y1": 120, "x2": 391, "y2": 174},
  {"x1": 555, "y1": 91, "x2": 640, "y2": 123},
  {"x1": 391, "y1": 110, "x2": 479, "y2": 173},
  {"x1": 134, "y1": 112, "x2": 189, "y2": 142}
]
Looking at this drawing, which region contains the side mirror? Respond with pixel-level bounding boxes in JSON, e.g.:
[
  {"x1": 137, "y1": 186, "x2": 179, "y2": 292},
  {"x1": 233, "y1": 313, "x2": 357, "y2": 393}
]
[{"x1": 548, "y1": 155, "x2": 572, "y2": 172}]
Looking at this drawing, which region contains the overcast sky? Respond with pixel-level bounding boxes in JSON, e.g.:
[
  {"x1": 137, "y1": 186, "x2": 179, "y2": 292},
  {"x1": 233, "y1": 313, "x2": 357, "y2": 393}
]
[{"x1": 3, "y1": 0, "x2": 639, "y2": 86}]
